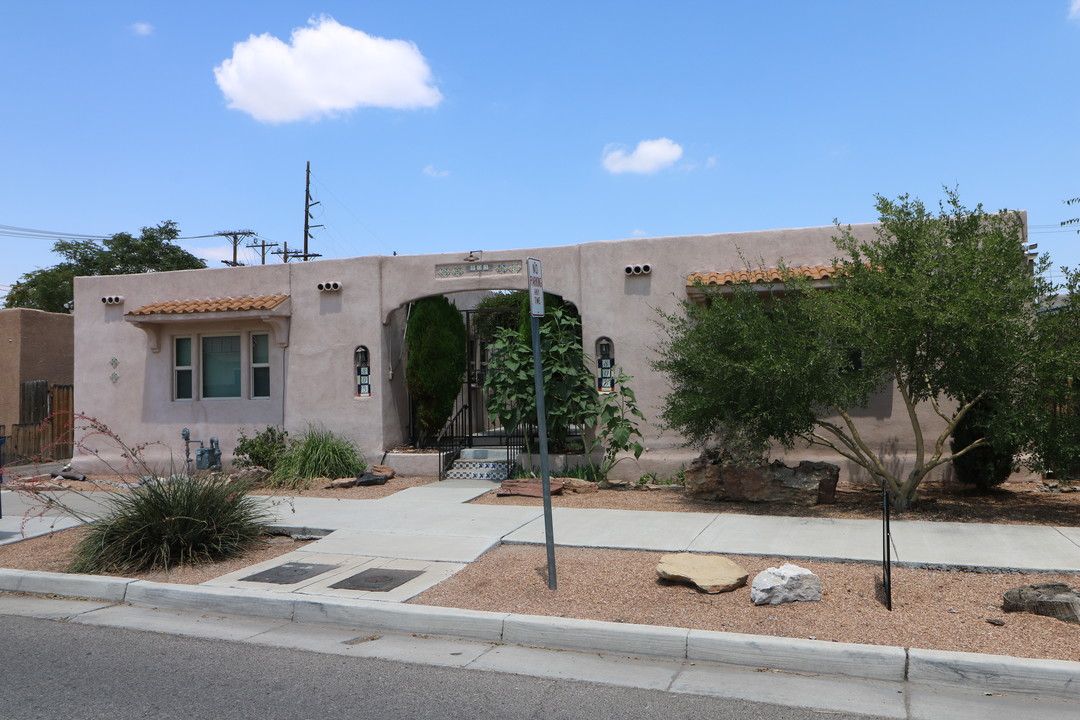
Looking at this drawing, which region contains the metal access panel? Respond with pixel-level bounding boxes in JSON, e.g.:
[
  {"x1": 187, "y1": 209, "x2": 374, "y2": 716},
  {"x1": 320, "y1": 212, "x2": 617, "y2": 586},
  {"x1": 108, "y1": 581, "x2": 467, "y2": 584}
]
[
  {"x1": 241, "y1": 562, "x2": 339, "y2": 584},
  {"x1": 329, "y1": 568, "x2": 424, "y2": 592}
]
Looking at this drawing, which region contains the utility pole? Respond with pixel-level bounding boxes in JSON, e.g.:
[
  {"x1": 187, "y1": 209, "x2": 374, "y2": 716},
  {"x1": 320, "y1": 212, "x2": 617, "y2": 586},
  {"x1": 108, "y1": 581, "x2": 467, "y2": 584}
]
[
  {"x1": 271, "y1": 241, "x2": 305, "y2": 263},
  {"x1": 246, "y1": 236, "x2": 279, "y2": 265},
  {"x1": 216, "y1": 229, "x2": 256, "y2": 267},
  {"x1": 300, "y1": 161, "x2": 323, "y2": 261}
]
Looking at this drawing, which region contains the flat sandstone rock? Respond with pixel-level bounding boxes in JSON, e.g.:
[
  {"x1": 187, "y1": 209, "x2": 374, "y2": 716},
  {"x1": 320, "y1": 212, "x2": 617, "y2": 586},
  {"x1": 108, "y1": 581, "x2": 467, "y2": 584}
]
[{"x1": 657, "y1": 553, "x2": 748, "y2": 593}]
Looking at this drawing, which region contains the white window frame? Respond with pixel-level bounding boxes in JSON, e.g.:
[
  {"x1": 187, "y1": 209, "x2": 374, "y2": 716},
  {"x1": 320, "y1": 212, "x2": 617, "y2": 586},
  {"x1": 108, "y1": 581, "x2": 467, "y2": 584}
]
[
  {"x1": 251, "y1": 332, "x2": 271, "y2": 399},
  {"x1": 170, "y1": 331, "x2": 272, "y2": 401},
  {"x1": 173, "y1": 336, "x2": 193, "y2": 401}
]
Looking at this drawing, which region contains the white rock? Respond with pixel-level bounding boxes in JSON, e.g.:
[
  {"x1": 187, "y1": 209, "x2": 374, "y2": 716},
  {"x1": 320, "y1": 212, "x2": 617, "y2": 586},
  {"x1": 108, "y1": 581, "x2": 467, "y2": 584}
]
[{"x1": 750, "y1": 563, "x2": 822, "y2": 605}]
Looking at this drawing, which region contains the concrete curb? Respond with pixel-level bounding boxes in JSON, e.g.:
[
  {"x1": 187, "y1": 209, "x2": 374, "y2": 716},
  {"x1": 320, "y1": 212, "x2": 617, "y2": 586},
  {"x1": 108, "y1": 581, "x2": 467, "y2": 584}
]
[
  {"x1": 0, "y1": 567, "x2": 134, "y2": 601},
  {"x1": 687, "y1": 629, "x2": 907, "y2": 682},
  {"x1": 908, "y1": 647, "x2": 1080, "y2": 700},
  {"x1": 3, "y1": 567, "x2": 1079, "y2": 702}
]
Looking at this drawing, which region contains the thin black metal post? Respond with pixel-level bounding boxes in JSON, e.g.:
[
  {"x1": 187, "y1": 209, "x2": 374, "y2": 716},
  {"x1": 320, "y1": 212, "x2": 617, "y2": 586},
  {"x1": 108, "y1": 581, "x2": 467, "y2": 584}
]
[
  {"x1": 882, "y1": 482, "x2": 893, "y2": 611},
  {"x1": 531, "y1": 314, "x2": 557, "y2": 590}
]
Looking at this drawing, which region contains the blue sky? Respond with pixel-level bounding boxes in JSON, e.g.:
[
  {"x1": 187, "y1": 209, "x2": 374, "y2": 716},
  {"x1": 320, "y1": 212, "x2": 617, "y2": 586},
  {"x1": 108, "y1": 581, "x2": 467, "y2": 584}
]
[{"x1": 3, "y1": 2, "x2": 1080, "y2": 300}]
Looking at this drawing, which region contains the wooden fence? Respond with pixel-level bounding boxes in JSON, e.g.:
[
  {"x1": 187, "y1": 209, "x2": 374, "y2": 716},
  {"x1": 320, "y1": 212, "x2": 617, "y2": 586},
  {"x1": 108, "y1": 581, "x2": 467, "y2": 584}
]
[{"x1": 2, "y1": 382, "x2": 74, "y2": 465}]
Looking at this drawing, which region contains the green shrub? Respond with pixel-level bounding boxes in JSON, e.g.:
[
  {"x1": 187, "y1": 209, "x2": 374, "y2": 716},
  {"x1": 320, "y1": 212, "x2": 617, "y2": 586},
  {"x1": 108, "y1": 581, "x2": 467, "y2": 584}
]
[
  {"x1": 67, "y1": 475, "x2": 271, "y2": 574},
  {"x1": 406, "y1": 296, "x2": 468, "y2": 445},
  {"x1": 269, "y1": 426, "x2": 367, "y2": 489},
  {"x1": 234, "y1": 426, "x2": 289, "y2": 471},
  {"x1": 951, "y1": 398, "x2": 1015, "y2": 492}
]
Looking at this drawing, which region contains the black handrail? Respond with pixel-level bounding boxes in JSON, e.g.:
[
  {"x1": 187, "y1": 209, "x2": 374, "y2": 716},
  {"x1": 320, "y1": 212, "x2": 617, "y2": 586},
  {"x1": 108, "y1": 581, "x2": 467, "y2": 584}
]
[
  {"x1": 502, "y1": 416, "x2": 532, "y2": 476},
  {"x1": 435, "y1": 403, "x2": 471, "y2": 481}
]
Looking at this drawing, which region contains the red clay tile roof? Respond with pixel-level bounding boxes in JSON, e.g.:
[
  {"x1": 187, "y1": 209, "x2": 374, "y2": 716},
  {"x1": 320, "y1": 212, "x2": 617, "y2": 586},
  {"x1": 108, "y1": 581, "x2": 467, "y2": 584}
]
[
  {"x1": 127, "y1": 294, "x2": 289, "y2": 316},
  {"x1": 687, "y1": 264, "x2": 837, "y2": 286}
]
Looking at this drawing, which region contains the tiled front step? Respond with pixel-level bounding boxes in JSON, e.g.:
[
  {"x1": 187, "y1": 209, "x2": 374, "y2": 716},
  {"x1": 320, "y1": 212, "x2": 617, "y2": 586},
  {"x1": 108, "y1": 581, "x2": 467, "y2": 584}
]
[
  {"x1": 445, "y1": 460, "x2": 513, "y2": 481},
  {"x1": 459, "y1": 448, "x2": 517, "y2": 461}
]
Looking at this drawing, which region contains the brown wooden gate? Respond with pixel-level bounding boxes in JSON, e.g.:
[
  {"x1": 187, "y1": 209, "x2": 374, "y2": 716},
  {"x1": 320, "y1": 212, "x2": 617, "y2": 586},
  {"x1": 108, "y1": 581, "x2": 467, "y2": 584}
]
[{"x1": 6, "y1": 382, "x2": 74, "y2": 464}]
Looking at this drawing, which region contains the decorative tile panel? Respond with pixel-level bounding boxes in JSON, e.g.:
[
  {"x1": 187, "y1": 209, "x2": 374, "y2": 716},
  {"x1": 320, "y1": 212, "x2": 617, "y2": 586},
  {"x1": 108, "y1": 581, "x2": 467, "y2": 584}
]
[{"x1": 435, "y1": 260, "x2": 523, "y2": 279}]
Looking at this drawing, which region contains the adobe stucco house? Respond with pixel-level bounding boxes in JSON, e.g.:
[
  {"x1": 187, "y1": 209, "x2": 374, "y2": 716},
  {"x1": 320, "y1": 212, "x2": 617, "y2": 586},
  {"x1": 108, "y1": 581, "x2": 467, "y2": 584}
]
[{"x1": 70, "y1": 223, "x2": 961, "y2": 480}]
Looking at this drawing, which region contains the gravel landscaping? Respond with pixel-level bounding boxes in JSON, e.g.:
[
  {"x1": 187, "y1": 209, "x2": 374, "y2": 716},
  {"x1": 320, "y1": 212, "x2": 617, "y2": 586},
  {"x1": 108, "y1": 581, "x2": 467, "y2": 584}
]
[{"x1": 3, "y1": 474, "x2": 1079, "y2": 662}]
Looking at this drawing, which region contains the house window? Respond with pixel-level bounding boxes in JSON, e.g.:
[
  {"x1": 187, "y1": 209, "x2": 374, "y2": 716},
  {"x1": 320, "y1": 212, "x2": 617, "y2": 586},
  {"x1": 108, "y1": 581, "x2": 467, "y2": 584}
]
[
  {"x1": 171, "y1": 331, "x2": 273, "y2": 401},
  {"x1": 252, "y1": 333, "x2": 270, "y2": 399},
  {"x1": 355, "y1": 345, "x2": 371, "y2": 397},
  {"x1": 174, "y1": 337, "x2": 193, "y2": 400},
  {"x1": 202, "y1": 335, "x2": 241, "y2": 398}
]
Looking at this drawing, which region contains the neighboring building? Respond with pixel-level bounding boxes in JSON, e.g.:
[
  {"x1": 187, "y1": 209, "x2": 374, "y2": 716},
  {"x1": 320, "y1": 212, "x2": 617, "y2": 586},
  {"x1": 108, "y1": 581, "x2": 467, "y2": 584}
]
[
  {"x1": 0, "y1": 308, "x2": 74, "y2": 434},
  {"x1": 69, "y1": 224, "x2": 977, "y2": 479}
]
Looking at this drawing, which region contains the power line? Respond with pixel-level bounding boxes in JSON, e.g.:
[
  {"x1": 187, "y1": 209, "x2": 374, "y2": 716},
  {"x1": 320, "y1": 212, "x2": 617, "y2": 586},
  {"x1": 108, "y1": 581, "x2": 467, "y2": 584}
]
[{"x1": 310, "y1": 170, "x2": 387, "y2": 251}]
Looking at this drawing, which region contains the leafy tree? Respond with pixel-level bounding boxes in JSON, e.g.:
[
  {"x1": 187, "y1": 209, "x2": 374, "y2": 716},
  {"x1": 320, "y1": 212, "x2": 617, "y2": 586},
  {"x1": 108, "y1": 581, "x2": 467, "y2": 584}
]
[
  {"x1": 1025, "y1": 267, "x2": 1080, "y2": 479},
  {"x1": 472, "y1": 291, "x2": 527, "y2": 345},
  {"x1": 405, "y1": 296, "x2": 468, "y2": 445},
  {"x1": 4, "y1": 221, "x2": 206, "y2": 313},
  {"x1": 655, "y1": 190, "x2": 1057, "y2": 509},
  {"x1": 484, "y1": 305, "x2": 597, "y2": 453}
]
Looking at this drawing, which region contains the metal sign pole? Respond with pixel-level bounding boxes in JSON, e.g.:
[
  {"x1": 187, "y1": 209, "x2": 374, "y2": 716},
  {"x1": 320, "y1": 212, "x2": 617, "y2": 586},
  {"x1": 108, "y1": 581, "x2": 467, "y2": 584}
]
[
  {"x1": 882, "y1": 482, "x2": 892, "y2": 611},
  {"x1": 527, "y1": 257, "x2": 557, "y2": 590}
]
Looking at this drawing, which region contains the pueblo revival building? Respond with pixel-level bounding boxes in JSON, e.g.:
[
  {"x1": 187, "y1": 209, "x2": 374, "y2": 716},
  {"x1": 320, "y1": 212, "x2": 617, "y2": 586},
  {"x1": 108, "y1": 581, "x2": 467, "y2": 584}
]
[{"x1": 70, "y1": 222, "x2": 990, "y2": 480}]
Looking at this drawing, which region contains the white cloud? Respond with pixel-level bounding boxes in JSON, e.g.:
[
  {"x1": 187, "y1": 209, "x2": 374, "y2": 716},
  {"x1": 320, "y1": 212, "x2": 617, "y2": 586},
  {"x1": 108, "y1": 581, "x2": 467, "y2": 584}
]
[
  {"x1": 630, "y1": 229, "x2": 648, "y2": 237},
  {"x1": 423, "y1": 164, "x2": 450, "y2": 178},
  {"x1": 131, "y1": 22, "x2": 153, "y2": 36},
  {"x1": 1070, "y1": 1, "x2": 1080, "y2": 20},
  {"x1": 602, "y1": 138, "x2": 683, "y2": 174},
  {"x1": 214, "y1": 16, "x2": 442, "y2": 123}
]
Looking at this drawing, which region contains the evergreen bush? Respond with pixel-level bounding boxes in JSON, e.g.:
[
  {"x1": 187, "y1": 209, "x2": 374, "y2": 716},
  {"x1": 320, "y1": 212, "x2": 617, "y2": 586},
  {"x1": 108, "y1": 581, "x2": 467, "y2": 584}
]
[
  {"x1": 405, "y1": 296, "x2": 467, "y2": 444},
  {"x1": 950, "y1": 398, "x2": 1015, "y2": 491}
]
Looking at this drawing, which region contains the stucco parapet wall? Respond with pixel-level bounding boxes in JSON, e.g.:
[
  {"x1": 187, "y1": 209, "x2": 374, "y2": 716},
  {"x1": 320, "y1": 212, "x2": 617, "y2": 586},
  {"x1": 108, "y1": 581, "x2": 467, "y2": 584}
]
[
  {"x1": 123, "y1": 294, "x2": 292, "y2": 352},
  {"x1": 376, "y1": 246, "x2": 583, "y2": 324}
]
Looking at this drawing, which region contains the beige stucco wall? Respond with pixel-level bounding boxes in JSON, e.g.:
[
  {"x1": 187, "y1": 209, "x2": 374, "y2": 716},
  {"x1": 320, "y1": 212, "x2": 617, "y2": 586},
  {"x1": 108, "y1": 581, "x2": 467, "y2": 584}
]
[
  {"x1": 0, "y1": 308, "x2": 74, "y2": 432},
  {"x1": 70, "y1": 223, "x2": 968, "y2": 480}
]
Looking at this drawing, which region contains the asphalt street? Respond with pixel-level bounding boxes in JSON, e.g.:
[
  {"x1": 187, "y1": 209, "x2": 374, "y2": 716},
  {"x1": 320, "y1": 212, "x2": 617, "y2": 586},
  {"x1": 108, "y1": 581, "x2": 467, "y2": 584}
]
[{"x1": 1, "y1": 615, "x2": 886, "y2": 720}]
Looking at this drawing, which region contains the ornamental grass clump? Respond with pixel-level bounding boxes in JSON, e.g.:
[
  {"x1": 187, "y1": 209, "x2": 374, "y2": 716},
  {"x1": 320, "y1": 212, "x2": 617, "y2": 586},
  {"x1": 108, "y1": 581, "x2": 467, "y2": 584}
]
[
  {"x1": 268, "y1": 426, "x2": 367, "y2": 489},
  {"x1": 67, "y1": 475, "x2": 271, "y2": 574}
]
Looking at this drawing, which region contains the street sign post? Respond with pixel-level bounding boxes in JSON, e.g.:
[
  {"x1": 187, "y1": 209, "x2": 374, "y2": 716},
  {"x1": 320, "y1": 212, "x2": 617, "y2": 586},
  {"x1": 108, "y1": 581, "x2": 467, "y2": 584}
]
[{"x1": 527, "y1": 257, "x2": 557, "y2": 589}]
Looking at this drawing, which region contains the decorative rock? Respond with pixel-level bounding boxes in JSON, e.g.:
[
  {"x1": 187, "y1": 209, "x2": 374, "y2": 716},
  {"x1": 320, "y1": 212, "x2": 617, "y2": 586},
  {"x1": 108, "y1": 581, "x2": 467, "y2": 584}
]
[
  {"x1": 656, "y1": 553, "x2": 749, "y2": 593},
  {"x1": 497, "y1": 478, "x2": 563, "y2": 497},
  {"x1": 356, "y1": 472, "x2": 389, "y2": 486},
  {"x1": 1003, "y1": 583, "x2": 1080, "y2": 625},
  {"x1": 10, "y1": 479, "x2": 70, "y2": 491},
  {"x1": 750, "y1": 563, "x2": 822, "y2": 605},
  {"x1": 326, "y1": 478, "x2": 358, "y2": 489},
  {"x1": 369, "y1": 464, "x2": 396, "y2": 479},
  {"x1": 561, "y1": 477, "x2": 598, "y2": 494},
  {"x1": 227, "y1": 466, "x2": 272, "y2": 485},
  {"x1": 683, "y1": 451, "x2": 839, "y2": 506},
  {"x1": 986, "y1": 618, "x2": 1006, "y2": 626}
]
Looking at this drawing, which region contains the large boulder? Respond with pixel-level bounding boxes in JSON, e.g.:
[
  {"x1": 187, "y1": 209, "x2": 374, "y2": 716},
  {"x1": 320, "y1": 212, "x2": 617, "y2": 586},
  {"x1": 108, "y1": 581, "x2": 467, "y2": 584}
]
[
  {"x1": 657, "y1": 553, "x2": 748, "y2": 593},
  {"x1": 750, "y1": 563, "x2": 822, "y2": 605},
  {"x1": 1003, "y1": 583, "x2": 1080, "y2": 625},
  {"x1": 683, "y1": 451, "x2": 839, "y2": 505}
]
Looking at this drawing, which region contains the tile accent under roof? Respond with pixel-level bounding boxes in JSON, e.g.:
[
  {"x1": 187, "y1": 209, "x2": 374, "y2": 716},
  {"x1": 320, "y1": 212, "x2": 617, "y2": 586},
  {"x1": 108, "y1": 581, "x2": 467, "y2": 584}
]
[
  {"x1": 687, "y1": 264, "x2": 837, "y2": 286},
  {"x1": 127, "y1": 294, "x2": 289, "y2": 317}
]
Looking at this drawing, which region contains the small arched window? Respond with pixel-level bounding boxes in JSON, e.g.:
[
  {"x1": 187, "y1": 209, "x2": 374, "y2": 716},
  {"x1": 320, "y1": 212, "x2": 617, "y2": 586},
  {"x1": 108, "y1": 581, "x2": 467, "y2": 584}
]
[
  {"x1": 595, "y1": 337, "x2": 615, "y2": 393},
  {"x1": 355, "y1": 346, "x2": 371, "y2": 397}
]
